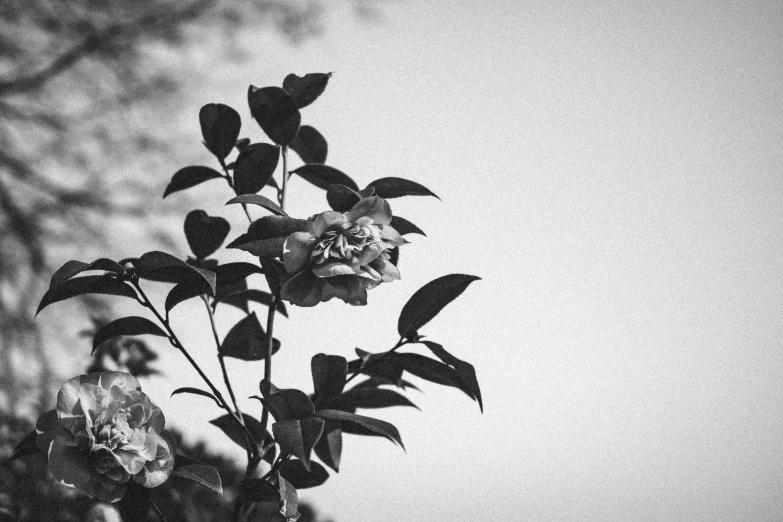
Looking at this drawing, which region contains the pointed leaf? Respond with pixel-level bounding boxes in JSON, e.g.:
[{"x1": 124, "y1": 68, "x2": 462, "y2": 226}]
[
  {"x1": 248, "y1": 86, "x2": 301, "y2": 146},
  {"x1": 118, "y1": 481, "x2": 151, "y2": 522},
  {"x1": 229, "y1": 237, "x2": 286, "y2": 258},
  {"x1": 172, "y1": 454, "x2": 223, "y2": 495},
  {"x1": 171, "y1": 387, "x2": 221, "y2": 409},
  {"x1": 290, "y1": 125, "x2": 328, "y2": 164},
  {"x1": 37, "y1": 275, "x2": 136, "y2": 315},
  {"x1": 313, "y1": 421, "x2": 342, "y2": 472},
  {"x1": 164, "y1": 166, "x2": 224, "y2": 198},
  {"x1": 210, "y1": 413, "x2": 265, "y2": 449},
  {"x1": 311, "y1": 354, "x2": 347, "y2": 404},
  {"x1": 234, "y1": 143, "x2": 280, "y2": 195},
  {"x1": 184, "y1": 210, "x2": 231, "y2": 259},
  {"x1": 421, "y1": 340, "x2": 483, "y2": 412},
  {"x1": 368, "y1": 177, "x2": 439, "y2": 199},
  {"x1": 239, "y1": 477, "x2": 278, "y2": 502},
  {"x1": 200, "y1": 103, "x2": 241, "y2": 161},
  {"x1": 394, "y1": 352, "x2": 476, "y2": 404},
  {"x1": 334, "y1": 388, "x2": 418, "y2": 411},
  {"x1": 291, "y1": 164, "x2": 359, "y2": 191},
  {"x1": 390, "y1": 216, "x2": 425, "y2": 236},
  {"x1": 227, "y1": 194, "x2": 286, "y2": 216},
  {"x1": 48, "y1": 258, "x2": 125, "y2": 291},
  {"x1": 220, "y1": 312, "x2": 280, "y2": 361},
  {"x1": 137, "y1": 251, "x2": 216, "y2": 295},
  {"x1": 92, "y1": 316, "x2": 167, "y2": 354},
  {"x1": 227, "y1": 216, "x2": 308, "y2": 247},
  {"x1": 165, "y1": 280, "x2": 206, "y2": 313},
  {"x1": 272, "y1": 417, "x2": 325, "y2": 470},
  {"x1": 8, "y1": 431, "x2": 39, "y2": 462},
  {"x1": 397, "y1": 274, "x2": 481, "y2": 339},
  {"x1": 258, "y1": 385, "x2": 316, "y2": 421},
  {"x1": 283, "y1": 72, "x2": 332, "y2": 109},
  {"x1": 314, "y1": 409, "x2": 404, "y2": 449},
  {"x1": 326, "y1": 184, "x2": 361, "y2": 212},
  {"x1": 280, "y1": 460, "x2": 329, "y2": 489}
]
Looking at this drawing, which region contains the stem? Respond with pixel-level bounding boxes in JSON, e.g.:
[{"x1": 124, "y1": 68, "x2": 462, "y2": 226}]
[
  {"x1": 280, "y1": 146, "x2": 289, "y2": 212},
  {"x1": 150, "y1": 496, "x2": 168, "y2": 522}
]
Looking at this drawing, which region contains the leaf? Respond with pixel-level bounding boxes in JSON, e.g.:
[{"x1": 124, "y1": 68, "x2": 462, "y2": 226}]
[
  {"x1": 248, "y1": 85, "x2": 301, "y2": 146},
  {"x1": 311, "y1": 354, "x2": 347, "y2": 404},
  {"x1": 8, "y1": 431, "x2": 39, "y2": 462},
  {"x1": 37, "y1": 275, "x2": 137, "y2": 315},
  {"x1": 313, "y1": 421, "x2": 342, "y2": 473},
  {"x1": 257, "y1": 384, "x2": 316, "y2": 421},
  {"x1": 227, "y1": 215, "x2": 308, "y2": 247},
  {"x1": 280, "y1": 460, "x2": 329, "y2": 489},
  {"x1": 220, "y1": 312, "x2": 280, "y2": 361},
  {"x1": 171, "y1": 387, "x2": 221, "y2": 409},
  {"x1": 226, "y1": 194, "x2": 286, "y2": 216},
  {"x1": 390, "y1": 216, "x2": 425, "y2": 236},
  {"x1": 368, "y1": 177, "x2": 439, "y2": 199},
  {"x1": 290, "y1": 125, "x2": 328, "y2": 164},
  {"x1": 326, "y1": 184, "x2": 361, "y2": 212},
  {"x1": 172, "y1": 454, "x2": 224, "y2": 495},
  {"x1": 164, "y1": 166, "x2": 224, "y2": 198},
  {"x1": 397, "y1": 274, "x2": 481, "y2": 339},
  {"x1": 272, "y1": 417, "x2": 325, "y2": 470},
  {"x1": 334, "y1": 388, "x2": 418, "y2": 411},
  {"x1": 184, "y1": 210, "x2": 231, "y2": 259},
  {"x1": 290, "y1": 164, "x2": 359, "y2": 191},
  {"x1": 229, "y1": 237, "x2": 286, "y2": 258},
  {"x1": 200, "y1": 103, "x2": 241, "y2": 161},
  {"x1": 48, "y1": 258, "x2": 125, "y2": 291},
  {"x1": 283, "y1": 72, "x2": 331, "y2": 109},
  {"x1": 214, "y1": 289, "x2": 288, "y2": 318},
  {"x1": 393, "y1": 352, "x2": 476, "y2": 402},
  {"x1": 92, "y1": 316, "x2": 167, "y2": 354},
  {"x1": 277, "y1": 472, "x2": 300, "y2": 521},
  {"x1": 137, "y1": 251, "x2": 217, "y2": 295},
  {"x1": 165, "y1": 280, "x2": 206, "y2": 313},
  {"x1": 234, "y1": 143, "x2": 279, "y2": 195},
  {"x1": 421, "y1": 340, "x2": 483, "y2": 413},
  {"x1": 118, "y1": 481, "x2": 151, "y2": 522},
  {"x1": 239, "y1": 477, "x2": 278, "y2": 502},
  {"x1": 210, "y1": 413, "x2": 265, "y2": 449},
  {"x1": 314, "y1": 410, "x2": 404, "y2": 449}
]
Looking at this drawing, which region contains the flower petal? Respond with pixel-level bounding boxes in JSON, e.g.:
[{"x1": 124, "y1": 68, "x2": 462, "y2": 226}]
[
  {"x1": 378, "y1": 225, "x2": 409, "y2": 247},
  {"x1": 313, "y1": 211, "x2": 347, "y2": 236},
  {"x1": 283, "y1": 232, "x2": 316, "y2": 273},
  {"x1": 98, "y1": 372, "x2": 141, "y2": 394},
  {"x1": 281, "y1": 269, "x2": 324, "y2": 307},
  {"x1": 139, "y1": 430, "x2": 176, "y2": 488},
  {"x1": 48, "y1": 434, "x2": 92, "y2": 488},
  {"x1": 354, "y1": 243, "x2": 383, "y2": 267},
  {"x1": 345, "y1": 196, "x2": 392, "y2": 226},
  {"x1": 312, "y1": 260, "x2": 360, "y2": 278},
  {"x1": 79, "y1": 477, "x2": 126, "y2": 503},
  {"x1": 369, "y1": 255, "x2": 401, "y2": 282}
]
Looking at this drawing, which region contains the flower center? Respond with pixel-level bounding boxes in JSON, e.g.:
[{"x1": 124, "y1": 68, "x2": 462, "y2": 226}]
[{"x1": 311, "y1": 222, "x2": 381, "y2": 264}]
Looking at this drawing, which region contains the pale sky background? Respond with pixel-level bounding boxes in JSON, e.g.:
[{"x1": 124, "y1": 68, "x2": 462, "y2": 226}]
[{"x1": 68, "y1": 1, "x2": 783, "y2": 520}]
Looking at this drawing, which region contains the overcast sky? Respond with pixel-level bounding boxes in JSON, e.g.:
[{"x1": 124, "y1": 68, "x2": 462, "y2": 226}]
[{"x1": 135, "y1": 1, "x2": 783, "y2": 520}]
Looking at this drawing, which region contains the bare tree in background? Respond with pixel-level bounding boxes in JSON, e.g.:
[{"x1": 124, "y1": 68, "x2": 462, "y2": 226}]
[{"x1": 0, "y1": 0, "x2": 385, "y2": 419}]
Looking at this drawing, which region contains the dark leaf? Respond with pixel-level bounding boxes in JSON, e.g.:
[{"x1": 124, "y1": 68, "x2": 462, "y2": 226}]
[
  {"x1": 137, "y1": 251, "x2": 217, "y2": 295},
  {"x1": 37, "y1": 275, "x2": 137, "y2": 315},
  {"x1": 171, "y1": 387, "x2": 221, "y2": 409},
  {"x1": 220, "y1": 312, "x2": 280, "y2": 361},
  {"x1": 311, "y1": 354, "x2": 347, "y2": 405},
  {"x1": 226, "y1": 194, "x2": 286, "y2": 216},
  {"x1": 230, "y1": 237, "x2": 286, "y2": 258},
  {"x1": 272, "y1": 417, "x2": 325, "y2": 470},
  {"x1": 214, "y1": 289, "x2": 288, "y2": 318},
  {"x1": 215, "y1": 262, "x2": 265, "y2": 287},
  {"x1": 389, "y1": 247, "x2": 399, "y2": 268},
  {"x1": 394, "y1": 352, "x2": 477, "y2": 405},
  {"x1": 277, "y1": 472, "x2": 300, "y2": 521},
  {"x1": 368, "y1": 177, "x2": 439, "y2": 199},
  {"x1": 117, "y1": 481, "x2": 150, "y2": 522},
  {"x1": 239, "y1": 477, "x2": 278, "y2": 502},
  {"x1": 314, "y1": 409, "x2": 404, "y2": 449},
  {"x1": 397, "y1": 274, "x2": 481, "y2": 339},
  {"x1": 234, "y1": 143, "x2": 280, "y2": 195},
  {"x1": 164, "y1": 166, "x2": 224, "y2": 198},
  {"x1": 227, "y1": 215, "x2": 308, "y2": 247},
  {"x1": 48, "y1": 258, "x2": 124, "y2": 291},
  {"x1": 92, "y1": 316, "x2": 167, "y2": 354},
  {"x1": 390, "y1": 216, "x2": 425, "y2": 236},
  {"x1": 326, "y1": 184, "x2": 361, "y2": 212},
  {"x1": 313, "y1": 421, "x2": 342, "y2": 472},
  {"x1": 421, "y1": 340, "x2": 483, "y2": 412},
  {"x1": 184, "y1": 210, "x2": 231, "y2": 259},
  {"x1": 283, "y1": 72, "x2": 332, "y2": 109},
  {"x1": 280, "y1": 460, "x2": 329, "y2": 489},
  {"x1": 261, "y1": 258, "x2": 287, "y2": 296},
  {"x1": 210, "y1": 413, "x2": 265, "y2": 449},
  {"x1": 290, "y1": 125, "x2": 328, "y2": 164},
  {"x1": 172, "y1": 455, "x2": 224, "y2": 495},
  {"x1": 248, "y1": 86, "x2": 301, "y2": 146},
  {"x1": 348, "y1": 348, "x2": 404, "y2": 386},
  {"x1": 199, "y1": 103, "x2": 241, "y2": 161},
  {"x1": 257, "y1": 383, "x2": 315, "y2": 421},
  {"x1": 291, "y1": 164, "x2": 359, "y2": 191},
  {"x1": 333, "y1": 388, "x2": 418, "y2": 411},
  {"x1": 165, "y1": 280, "x2": 206, "y2": 313},
  {"x1": 8, "y1": 431, "x2": 39, "y2": 462}
]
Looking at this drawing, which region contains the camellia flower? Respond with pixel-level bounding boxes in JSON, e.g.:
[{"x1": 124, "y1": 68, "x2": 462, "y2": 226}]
[
  {"x1": 35, "y1": 371, "x2": 176, "y2": 502},
  {"x1": 281, "y1": 196, "x2": 408, "y2": 306}
]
